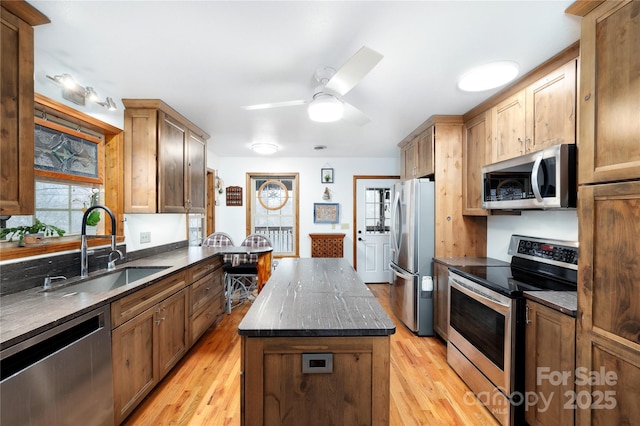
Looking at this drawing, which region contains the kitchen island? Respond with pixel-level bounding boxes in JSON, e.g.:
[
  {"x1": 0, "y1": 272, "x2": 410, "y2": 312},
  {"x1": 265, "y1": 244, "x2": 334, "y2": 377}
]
[{"x1": 238, "y1": 258, "x2": 396, "y2": 426}]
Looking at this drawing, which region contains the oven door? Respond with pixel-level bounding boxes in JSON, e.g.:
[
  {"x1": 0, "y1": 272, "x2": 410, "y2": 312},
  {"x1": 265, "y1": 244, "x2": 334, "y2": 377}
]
[{"x1": 448, "y1": 272, "x2": 515, "y2": 394}]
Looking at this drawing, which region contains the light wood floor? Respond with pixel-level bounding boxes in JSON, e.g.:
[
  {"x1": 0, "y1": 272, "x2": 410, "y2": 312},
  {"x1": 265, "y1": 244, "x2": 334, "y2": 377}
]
[{"x1": 123, "y1": 284, "x2": 499, "y2": 425}]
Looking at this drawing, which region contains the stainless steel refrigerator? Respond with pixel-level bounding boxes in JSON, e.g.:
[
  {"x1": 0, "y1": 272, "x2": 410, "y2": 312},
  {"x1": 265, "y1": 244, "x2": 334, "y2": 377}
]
[{"x1": 389, "y1": 178, "x2": 435, "y2": 336}]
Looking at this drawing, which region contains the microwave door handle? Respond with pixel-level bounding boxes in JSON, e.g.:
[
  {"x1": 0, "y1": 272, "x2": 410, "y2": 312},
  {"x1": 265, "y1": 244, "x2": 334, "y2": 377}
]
[
  {"x1": 449, "y1": 277, "x2": 510, "y2": 316},
  {"x1": 531, "y1": 154, "x2": 544, "y2": 203}
]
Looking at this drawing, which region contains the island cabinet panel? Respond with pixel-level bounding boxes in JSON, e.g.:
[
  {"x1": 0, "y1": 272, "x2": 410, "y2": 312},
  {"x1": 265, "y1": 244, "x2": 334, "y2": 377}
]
[
  {"x1": 242, "y1": 336, "x2": 389, "y2": 426},
  {"x1": 238, "y1": 258, "x2": 395, "y2": 426}
]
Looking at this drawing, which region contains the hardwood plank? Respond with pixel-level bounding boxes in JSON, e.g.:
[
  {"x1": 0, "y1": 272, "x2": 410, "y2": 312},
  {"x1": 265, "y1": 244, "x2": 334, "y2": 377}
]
[{"x1": 124, "y1": 284, "x2": 498, "y2": 426}]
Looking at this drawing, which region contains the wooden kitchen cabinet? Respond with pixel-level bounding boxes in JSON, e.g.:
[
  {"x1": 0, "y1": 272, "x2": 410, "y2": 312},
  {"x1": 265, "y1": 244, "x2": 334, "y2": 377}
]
[
  {"x1": 188, "y1": 258, "x2": 225, "y2": 344},
  {"x1": 399, "y1": 127, "x2": 434, "y2": 180},
  {"x1": 462, "y1": 110, "x2": 492, "y2": 216},
  {"x1": 0, "y1": 2, "x2": 49, "y2": 215},
  {"x1": 572, "y1": 0, "x2": 640, "y2": 184},
  {"x1": 492, "y1": 59, "x2": 577, "y2": 163},
  {"x1": 123, "y1": 99, "x2": 210, "y2": 214},
  {"x1": 111, "y1": 271, "x2": 188, "y2": 423},
  {"x1": 575, "y1": 180, "x2": 640, "y2": 425},
  {"x1": 309, "y1": 233, "x2": 345, "y2": 258},
  {"x1": 433, "y1": 261, "x2": 449, "y2": 340},
  {"x1": 524, "y1": 300, "x2": 576, "y2": 426}
]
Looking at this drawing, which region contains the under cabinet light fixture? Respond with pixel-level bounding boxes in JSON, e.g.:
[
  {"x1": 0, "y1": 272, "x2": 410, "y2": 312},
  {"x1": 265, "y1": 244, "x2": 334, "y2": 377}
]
[{"x1": 46, "y1": 74, "x2": 117, "y2": 110}]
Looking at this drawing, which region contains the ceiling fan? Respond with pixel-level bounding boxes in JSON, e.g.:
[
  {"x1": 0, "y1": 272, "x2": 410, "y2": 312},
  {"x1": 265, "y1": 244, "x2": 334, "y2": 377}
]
[{"x1": 243, "y1": 46, "x2": 383, "y2": 125}]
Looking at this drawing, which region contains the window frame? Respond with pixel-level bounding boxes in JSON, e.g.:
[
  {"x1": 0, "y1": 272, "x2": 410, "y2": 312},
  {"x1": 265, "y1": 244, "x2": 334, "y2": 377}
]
[{"x1": 245, "y1": 172, "x2": 300, "y2": 258}]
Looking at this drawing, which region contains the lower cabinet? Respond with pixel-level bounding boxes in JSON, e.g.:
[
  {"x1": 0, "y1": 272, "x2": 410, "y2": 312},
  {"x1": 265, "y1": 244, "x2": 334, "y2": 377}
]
[
  {"x1": 433, "y1": 262, "x2": 449, "y2": 340},
  {"x1": 524, "y1": 299, "x2": 576, "y2": 426},
  {"x1": 111, "y1": 257, "x2": 225, "y2": 424}
]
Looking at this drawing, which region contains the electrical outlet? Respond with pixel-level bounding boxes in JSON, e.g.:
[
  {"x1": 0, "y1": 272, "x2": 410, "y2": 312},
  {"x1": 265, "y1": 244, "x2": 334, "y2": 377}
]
[
  {"x1": 140, "y1": 232, "x2": 151, "y2": 244},
  {"x1": 341, "y1": 223, "x2": 350, "y2": 230}
]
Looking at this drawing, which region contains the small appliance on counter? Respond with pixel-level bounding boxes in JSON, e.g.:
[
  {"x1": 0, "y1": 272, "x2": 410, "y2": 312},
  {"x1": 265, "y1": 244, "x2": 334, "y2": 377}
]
[{"x1": 389, "y1": 178, "x2": 435, "y2": 336}]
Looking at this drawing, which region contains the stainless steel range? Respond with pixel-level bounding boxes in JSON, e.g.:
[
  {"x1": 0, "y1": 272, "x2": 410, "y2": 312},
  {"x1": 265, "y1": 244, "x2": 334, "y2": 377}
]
[{"x1": 447, "y1": 235, "x2": 578, "y2": 426}]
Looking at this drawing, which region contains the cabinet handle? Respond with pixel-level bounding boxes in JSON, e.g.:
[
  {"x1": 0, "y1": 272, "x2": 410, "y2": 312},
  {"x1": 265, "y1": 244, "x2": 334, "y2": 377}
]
[
  {"x1": 154, "y1": 309, "x2": 161, "y2": 325},
  {"x1": 517, "y1": 137, "x2": 525, "y2": 154},
  {"x1": 525, "y1": 304, "x2": 531, "y2": 325},
  {"x1": 525, "y1": 137, "x2": 530, "y2": 152}
]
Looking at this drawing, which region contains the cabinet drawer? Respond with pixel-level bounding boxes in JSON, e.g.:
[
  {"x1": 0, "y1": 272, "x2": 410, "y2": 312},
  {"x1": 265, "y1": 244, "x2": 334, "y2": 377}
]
[
  {"x1": 111, "y1": 271, "x2": 187, "y2": 328},
  {"x1": 189, "y1": 257, "x2": 222, "y2": 283},
  {"x1": 190, "y1": 273, "x2": 216, "y2": 314},
  {"x1": 191, "y1": 304, "x2": 218, "y2": 342}
]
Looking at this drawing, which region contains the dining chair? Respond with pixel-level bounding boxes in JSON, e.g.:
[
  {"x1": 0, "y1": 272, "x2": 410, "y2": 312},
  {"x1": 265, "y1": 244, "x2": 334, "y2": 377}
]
[
  {"x1": 202, "y1": 232, "x2": 235, "y2": 265},
  {"x1": 223, "y1": 233, "x2": 273, "y2": 313}
]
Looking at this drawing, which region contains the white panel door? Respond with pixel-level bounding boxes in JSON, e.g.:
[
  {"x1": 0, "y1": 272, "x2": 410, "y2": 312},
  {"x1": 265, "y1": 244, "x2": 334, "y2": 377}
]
[{"x1": 355, "y1": 178, "x2": 396, "y2": 283}]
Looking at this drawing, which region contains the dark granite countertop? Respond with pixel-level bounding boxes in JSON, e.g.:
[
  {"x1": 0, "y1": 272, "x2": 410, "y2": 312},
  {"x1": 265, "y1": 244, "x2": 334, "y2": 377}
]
[
  {"x1": 524, "y1": 291, "x2": 577, "y2": 317},
  {"x1": 238, "y1": 258, "x2": 396, "y2": 338},
  {"x1": 433, "y1": 256, "x2": 510, "y2": 267},
  {"x1": 0, "y1": 246, "x2": 225, "y2": 350}
]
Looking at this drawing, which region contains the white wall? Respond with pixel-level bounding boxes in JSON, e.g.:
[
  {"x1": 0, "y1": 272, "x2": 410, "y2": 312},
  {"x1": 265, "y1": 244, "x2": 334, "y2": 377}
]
[
  {"x1": 486, "y1": 210, "x2": 578, "y2": 261},
  {"x1": 209, "y1": 155, "x2": 399, "y2": 266},
  {"x1": 124, "y1": 213, "x2": 187, "y2": 252}
]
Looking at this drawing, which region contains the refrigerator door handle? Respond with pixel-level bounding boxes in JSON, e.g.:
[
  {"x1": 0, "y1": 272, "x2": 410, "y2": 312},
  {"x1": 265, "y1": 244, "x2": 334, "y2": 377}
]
[
  {"x1": 390, "y1": 190, "x2": 402, "y2": 254},
  {"x1": 390, "y1": 263, "x2": 413, "y2": 281}
]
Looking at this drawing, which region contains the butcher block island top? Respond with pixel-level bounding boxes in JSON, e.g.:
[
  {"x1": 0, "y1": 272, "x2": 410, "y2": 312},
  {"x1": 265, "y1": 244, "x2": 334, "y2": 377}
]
[
  {"x1": 238, "y1": 257, "x2": 396, "y2": 337},
  {"x1": 239, "y1": 258, "x2": 395, "y2": 426}
]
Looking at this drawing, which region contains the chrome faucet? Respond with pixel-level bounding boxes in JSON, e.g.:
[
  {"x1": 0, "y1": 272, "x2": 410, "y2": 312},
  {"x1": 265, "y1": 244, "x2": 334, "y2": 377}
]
[
  {"x1": 43, "y1": 275, "x2": 67, "y2": 290},
  {"x1": 80, "y1": 205, "x2": 124, "y2": 278}
]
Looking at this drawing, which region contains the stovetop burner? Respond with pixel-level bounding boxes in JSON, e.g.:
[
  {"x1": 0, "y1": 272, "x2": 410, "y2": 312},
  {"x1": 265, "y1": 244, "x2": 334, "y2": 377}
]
[{"x1": 450, "y1": 235, "x2": 579, "y2": 298}]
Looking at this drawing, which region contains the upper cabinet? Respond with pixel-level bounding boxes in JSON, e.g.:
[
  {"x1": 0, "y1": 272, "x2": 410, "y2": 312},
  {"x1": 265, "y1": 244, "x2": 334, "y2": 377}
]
[
  {"x1": 123, "y1": 99, "x2": 210, "y2": 214},
  {"x1": 573, "y1": 0, "x2": 640, "y2": 184},
  {"x1": 463, "y1": 110, "x2": 492, "y2": 216},
  {"x1": 0, "y1": 2, "x2": 49, "y2": 215},
  {"x1": 399, "y1": 126, "x2": 434, "y2": 180},
  {"x1": 493, "y1": 59, "x2": 577, "y2": 163}
]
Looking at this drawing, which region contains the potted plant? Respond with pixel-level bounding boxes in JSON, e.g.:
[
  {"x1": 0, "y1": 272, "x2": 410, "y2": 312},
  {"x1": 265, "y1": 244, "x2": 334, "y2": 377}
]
[
  {"x1": 0, "y1": 218, "x2": 66, "y2": 246},
  {"x1": 83, "y1": 188, "x2": 101, "y2": 227}
]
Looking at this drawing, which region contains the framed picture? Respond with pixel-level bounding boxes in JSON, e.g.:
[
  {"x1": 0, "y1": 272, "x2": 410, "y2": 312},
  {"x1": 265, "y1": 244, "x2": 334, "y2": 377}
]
[
  {"x1": 314, "y1": 203, "x2": 339, "y2": 224},
  {"x1": 321, "y1": 168, "x2": 334, "y2": 183}
]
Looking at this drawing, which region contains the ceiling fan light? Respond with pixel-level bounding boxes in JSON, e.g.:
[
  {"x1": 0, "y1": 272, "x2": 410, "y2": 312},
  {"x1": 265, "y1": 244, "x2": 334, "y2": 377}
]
[
  {"x1": 308, "y1": 94, "x2": 344, "y2": 122},
  {"x1": 458, "y1": 61, "x2": 519, "y2": 92},
  {"x1": 251, "y1": 143, "x2": 279, "y2": 155}
]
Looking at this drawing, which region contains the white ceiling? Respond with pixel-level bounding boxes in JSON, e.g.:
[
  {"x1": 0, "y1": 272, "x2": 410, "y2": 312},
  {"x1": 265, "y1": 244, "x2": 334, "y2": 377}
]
[{"x1": 30, "y1": 1, "x2": 581, "y2": 159}]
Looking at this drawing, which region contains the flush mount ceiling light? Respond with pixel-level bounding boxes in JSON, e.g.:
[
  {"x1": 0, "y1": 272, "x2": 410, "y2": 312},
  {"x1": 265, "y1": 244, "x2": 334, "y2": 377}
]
[
  {"x1": 251, "y1": 143, "x2": 280, "y2": 155},
  {"x1": 46, "y1": 73, "x2": 117, "y2": 110},
  {"x1": 458, "y1": 61, "x2": 519, "y2": 92},
  {"x1": 307, "y1": 93, "x2": 344, "y2": 123}
]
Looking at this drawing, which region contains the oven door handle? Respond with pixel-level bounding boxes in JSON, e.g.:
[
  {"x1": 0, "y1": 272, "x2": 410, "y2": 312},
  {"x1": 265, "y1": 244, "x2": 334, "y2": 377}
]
[{"x1": 449, "y1": 276, "x2": 511, "y2": 316}]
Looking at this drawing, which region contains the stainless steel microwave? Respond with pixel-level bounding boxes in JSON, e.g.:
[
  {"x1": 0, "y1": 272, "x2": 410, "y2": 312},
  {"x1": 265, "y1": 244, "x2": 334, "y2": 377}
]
[{"x1": 481, "y1": 144, "x2": 576, "y2": 210}]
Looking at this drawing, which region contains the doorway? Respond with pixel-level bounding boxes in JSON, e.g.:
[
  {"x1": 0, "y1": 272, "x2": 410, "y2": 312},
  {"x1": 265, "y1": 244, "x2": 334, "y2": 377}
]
[{"x1": 353, "y1": 176, "x2": 398, "y2": 283}]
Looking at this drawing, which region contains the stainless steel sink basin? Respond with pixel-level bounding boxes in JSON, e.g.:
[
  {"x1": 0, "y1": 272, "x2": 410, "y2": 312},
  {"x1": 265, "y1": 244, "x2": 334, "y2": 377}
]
[{"x1": 51, "y1": 267, "x2": 170, "y2": 294}]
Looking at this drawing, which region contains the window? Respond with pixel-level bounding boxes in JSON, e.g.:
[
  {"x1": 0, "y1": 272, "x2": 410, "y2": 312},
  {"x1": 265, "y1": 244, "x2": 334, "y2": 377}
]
[
  {"x1": 364, "y1": 187, "x2": 391, "y2": 234},
  {"x1": 4, "y1": 181, "x2": 102, "y2": 237},
  {"x1": 247, "y1": 173, "x2": 299, "y2": 257}
]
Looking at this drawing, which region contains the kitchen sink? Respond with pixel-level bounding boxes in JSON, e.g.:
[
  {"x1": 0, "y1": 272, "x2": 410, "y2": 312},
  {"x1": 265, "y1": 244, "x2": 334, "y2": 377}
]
[{"x1": 49, "y1": 267, "x2": 170, "y2": 294}]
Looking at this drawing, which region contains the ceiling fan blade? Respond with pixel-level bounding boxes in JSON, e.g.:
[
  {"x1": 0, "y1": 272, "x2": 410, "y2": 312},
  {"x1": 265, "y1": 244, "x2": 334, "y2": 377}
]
[
  {"x1": 242, "y1": 99, "x2": 306, "y2": 110},
  {"x1": 324, "y1": 46, "x2": 383, "y2": 96},
  {"x1": 342, "y1": 101, "x2": 371, "y2": 126}
]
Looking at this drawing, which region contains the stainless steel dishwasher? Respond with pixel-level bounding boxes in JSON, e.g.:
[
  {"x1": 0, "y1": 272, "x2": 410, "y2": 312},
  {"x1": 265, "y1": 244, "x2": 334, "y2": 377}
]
[{"x1": 1, "y1": 305, "x2": 114, "y2": 425}]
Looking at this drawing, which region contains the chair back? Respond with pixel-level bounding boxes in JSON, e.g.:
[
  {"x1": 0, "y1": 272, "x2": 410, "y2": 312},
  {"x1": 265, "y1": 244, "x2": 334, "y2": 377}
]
[
  {"x1": 239, "y1": 233, "x2": 272, "y2": 263},
  {"x1": 202, "y1": 232, "x2": 235, "y2": 263}
]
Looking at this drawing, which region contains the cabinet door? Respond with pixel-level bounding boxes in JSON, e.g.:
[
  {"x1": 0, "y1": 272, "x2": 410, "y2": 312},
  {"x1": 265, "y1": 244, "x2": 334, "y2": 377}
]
[
  {"x1": 157, "y1": 289, "x2": 187, "y2": 377},
  {"x1": 158, "y1": 112, "x2": 186, "y2": 213},
  {"x1": 577, "y1": 180, "x2": 640, "y2": 425},
  {"x1": 463, "y1": 111, "x2": 491, "y2": 216},
  {"x1": 400, "y1": 141, "x2": 416, "y2": 180},
  {"x1": 415, "y1": 128, "x2": 434, "y2": 177},
  {"x1": 0, "y1": 7, "x2": 35, "y2": 215},
  {"x1": 526, "y1": 59, "x2": 577, "y2": 153},
  {"x1": 124, "y1": 108, "x2": 157, "y2": 213},
  {"x1": 493, "y1": 90, "x2": 526, "y2": 162},
  {"x1": 433, "y1": 262, "x2": 449, "y2": 340},
  {"x1": 578, "y1": 0, "x2": 640, "y2": 184},
  {"x1": 524, "y1": 300, "x2": 575, "y2": 426},
  {"x1": 187, "y1": 130, "x2": 206, "y2": 213},
  {"x1": 112, "y1": 307, "x2": 158, "y2": 424}
]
